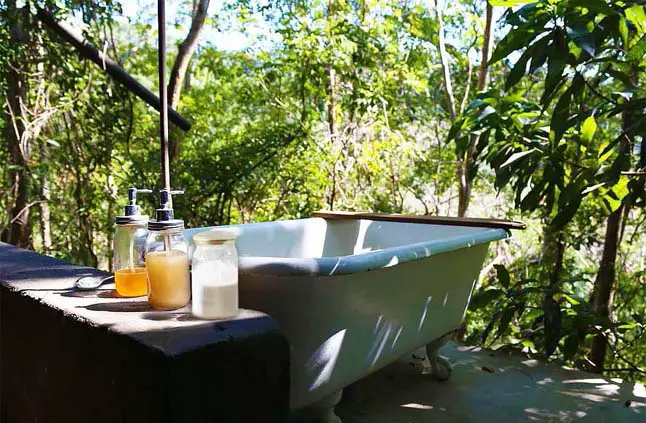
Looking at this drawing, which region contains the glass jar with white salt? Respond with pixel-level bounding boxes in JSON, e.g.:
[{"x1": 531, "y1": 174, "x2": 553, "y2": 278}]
[{"x1": 191, "y1": 229, "x2": 239, "y2": 319}]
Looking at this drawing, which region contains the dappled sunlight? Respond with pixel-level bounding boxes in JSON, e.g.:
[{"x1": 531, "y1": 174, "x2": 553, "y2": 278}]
[
  {"x1": 367, "y1": 317, "x2": 401, "y2": 367},
  {"x1": 391, "y1": 326, "x2": 404, "y2": 350},
  {"x1": 524, "y1": 408, "x2": 587, "y2": 421},
  {"x1": 401, "y1": 402, "x2": 433, "y2": 410},
  {"x1": 306, "y1": 329, "x2": 347, "y2": 392},
  {"x1": 634, "y1": 383, "x2": 646, "y2": 399},
  {"x1": 558, "y1": 390, "x2": 615, "y2": 403},
  {"x1": 384, "y1": 256, "x2": 399, "y2": 267},
  {"x1": 417, "y1": 295, "x2": 433, "y2": 332},
  {"x1": 327, "y1": 258, "x2": 342, "y2": 276},
  {"x1": 563, "y1": 378, "x2": 610, "y2": 384},
  {"x1": 352, "y1": 219, "x2": 372, "y2": 255},
  {"x1": 596, "y1": 383, "x2": 621, "y2": 396}
]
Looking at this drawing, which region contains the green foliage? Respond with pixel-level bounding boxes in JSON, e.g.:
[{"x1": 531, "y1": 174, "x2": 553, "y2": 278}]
[
  {"x1": 2, "y1": 0, "x2": 645, "y2": 381},
  {"x1": 456, "y1": 0, "x2": 646, "y2": 379},
  {"x1": 468, "y1": 263, "x2": 644, "y2": 376}
]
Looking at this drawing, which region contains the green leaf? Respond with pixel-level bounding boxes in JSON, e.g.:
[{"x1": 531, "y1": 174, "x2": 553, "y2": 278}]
[
  {"x1": 528, "y1": 36, "x2": 551, "y2": 74},
  {"x1": 490, "y1": 0, "x2": 533, "y2": 6},
  {"x1": 470, "y1": 289, "x2": 504, "y2": 310},
  {"x1": 602, "y1": 176, "x2": 630, "y2": 212},
  {"x1": 551, "y1": 90, "x2": 571, "y2": 142},
  {"x1": 477, "y1": 105, "x2": 497, "y2": 122},
  {"x1": 499, "y1": 149, "x2": 536, "y2": 169},
  {"x1": 497, "y1": 308, "x2": 515, "y2": 338},
  {"x1": 568, "y1": 0, "x2": 615, "y2": 15},
  {"x1": 505, "y1": 42, "x2": 538, "y2": 90},
  {"x1": 567, "y1": 25, "x2": 595, "y2": 57},
  {"x1": 447, "y1": 117, "x2": 466, "y2": 141},
  {"x1": 495, "y1": 264, "x2": 511, "y2": 289},
  {"x1": 550, "y1": 74, "x2": 584, "y2": 143},
  {"x1": 607, "y1": 67, "x2": 637, "y2": 88},
  {"x1": 580, "y1": 116, "x2": 597, "y2": 143},
  {"x1": 627, "y1": 34, "x2": 646, "y2": 62},
  {"x1": 551, "y1": 195, "x2": 582, "y2": 230},
  {"x1": 563, "y1": 294, "x2": 580, "y2": 305},
  {"x1": 582, "y1": 182, "x2": 605, "y2": 195},
  {"x1": 491, "y1": 28, "x2": 543, "y2": 64},
  {"x1": 618, "y1": 17, "x2": 628, "y2": 50},
  {"x1": 617, "y1": 323, "x2": 638, "y2": 330},
  {"x1": 542, "y1": 33, "x2": 567, "y2": 103},
  {"x1": 482, "y1": 311, "x2": 501, "y2": 344},
  {"x1": 626, "y1": 5, "x2": 646, "y2": 39},
  {"x1": 520, "y1": 182, "x2": 543, "y2": 211}
]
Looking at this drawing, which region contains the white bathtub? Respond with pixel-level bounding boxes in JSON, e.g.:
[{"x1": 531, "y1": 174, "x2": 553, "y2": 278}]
[{"x1": 186, "y1": 218, "x2": 509, "y2": 420}]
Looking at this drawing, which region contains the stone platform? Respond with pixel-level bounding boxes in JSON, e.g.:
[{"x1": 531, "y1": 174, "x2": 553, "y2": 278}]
[
  {"x1": 0, "y1": 242, "x2": 290, "y2": 422},
  {"x1": 338, "y1": 342, "x2": 645, "y2": 422}
]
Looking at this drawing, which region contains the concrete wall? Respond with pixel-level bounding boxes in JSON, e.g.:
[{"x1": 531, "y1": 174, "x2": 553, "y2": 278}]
[{"x1": 0, "y1": 243, "x2": 290, "y2": 422}]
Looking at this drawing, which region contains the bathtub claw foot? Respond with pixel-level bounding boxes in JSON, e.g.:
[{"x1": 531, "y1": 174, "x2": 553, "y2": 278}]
[
  {"x1": 297, "y1": 390, "x2": 343, "y2": 423},
  {"x1": 428, "y1": 353, "x2": 452, "y2": 381},
  {"x1": 426, "y1": 334, "x2": 452, "y2": 381}
]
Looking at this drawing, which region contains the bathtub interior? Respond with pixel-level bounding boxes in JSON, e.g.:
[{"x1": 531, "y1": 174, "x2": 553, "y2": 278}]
[{"x1": 185, "y1": 217, "x2": 503, "y2": 259}]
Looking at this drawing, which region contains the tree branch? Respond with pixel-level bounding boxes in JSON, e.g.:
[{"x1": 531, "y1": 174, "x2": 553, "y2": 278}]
[
  {"x1": 434, "y1": 0, "x2": 456, "y2": 120},
  {"x1": 168, "y1": 0, "x2": 210, "y2": 109}
]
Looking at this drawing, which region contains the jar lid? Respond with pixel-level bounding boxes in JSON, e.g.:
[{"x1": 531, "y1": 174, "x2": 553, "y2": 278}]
[
  {"x1": 148, "y1": 219, "x2": 185, "y2": 231},
  {"x1": 193, "y1": 229, "x2": 238, "y2": 245},
  {"x1": 116, "y1": 215, "x2": 149, "y2": 225}
]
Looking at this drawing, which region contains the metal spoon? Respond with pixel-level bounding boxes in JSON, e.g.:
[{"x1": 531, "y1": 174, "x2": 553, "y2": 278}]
[{"x1": 75, "y1": 274, "x2": 114, "y2": 290}]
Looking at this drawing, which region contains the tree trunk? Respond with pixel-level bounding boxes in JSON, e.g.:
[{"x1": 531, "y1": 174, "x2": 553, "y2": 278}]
[
  {"x1": 326, "y1": 0, "x2": 338, "y2": 210},
  {"x1": 456, "y1": 1, "x2": 494, "y2": 217},
  {"x1": 73, "y1": 167, "x2": 98, "y2": 268},
  {"x1": 4, "y1": 1, "x2": 32, "y2": 248},
  {"x1": 327, "y1": 65, "x2": 337, "y2": 140},
  {"x1": 542, "y1": 225, "x2": 565, "y2": 288},
  {"x1": 476, "y1": 3, "x2": 494, "y2": 91},
  {"x1": 38, "y1": 140, "x2": 52, "y2": 254},
  {"x1": 589, "y1": 205, "x2": 628, "y2": 373},
  {"x1": 168, "y1": 0, "x2": 210, "y2": 159},
  {"x1": 588, "y1": 66, "x2": 638, "y2": 373}
]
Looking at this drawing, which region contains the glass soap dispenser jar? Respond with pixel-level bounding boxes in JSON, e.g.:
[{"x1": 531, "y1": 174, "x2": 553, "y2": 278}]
[
  {"x1": 191, "y1": 229, "x2": 239, "y2": 319},
  {"x1": 145, "y1": 189, "x2": 190, "y2": 310},
  {"x1": 113, "y1": 188, "x2": 151, "y2": 297}
]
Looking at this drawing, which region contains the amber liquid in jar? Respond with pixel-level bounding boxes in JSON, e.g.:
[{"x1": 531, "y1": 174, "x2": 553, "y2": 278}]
[
  {"x1": 146, "y1": 250, "x2": 190, "y2": 310},
  {"x1": 115, "y1": 267, "x2": 148, "y2": 297}
]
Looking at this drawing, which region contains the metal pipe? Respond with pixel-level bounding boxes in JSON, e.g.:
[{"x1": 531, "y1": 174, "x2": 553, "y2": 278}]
[
  {"x1": 157, "y1": 0, "x2": 171, "y2": 193},
  {"x1": 35, "y1": 8, "x2": 192, "y2": 132}
]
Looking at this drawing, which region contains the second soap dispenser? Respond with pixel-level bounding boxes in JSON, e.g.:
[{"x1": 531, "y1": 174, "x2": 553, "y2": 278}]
[
  {"x1": 145, "y1": 189, "x2": 191, "y2": 310},
  {"x1": 113, "y1": 188, "x2": 151, "y2": 297}
]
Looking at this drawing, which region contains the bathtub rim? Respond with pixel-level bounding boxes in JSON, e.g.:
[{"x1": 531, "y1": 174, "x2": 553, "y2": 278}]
[{"x1": 186, "y1": 218, "x2": 510, "y2": 277}]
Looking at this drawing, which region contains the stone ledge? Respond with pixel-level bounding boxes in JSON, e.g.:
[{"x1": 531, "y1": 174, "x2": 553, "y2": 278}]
[{"x1": 0, "y1": 242, "x2": 290, "y2": 422}]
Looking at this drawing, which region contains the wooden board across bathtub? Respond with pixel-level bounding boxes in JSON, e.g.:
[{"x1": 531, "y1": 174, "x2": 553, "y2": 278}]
[{"x1": 312, "y1": 210, "x2": 527, "y2": 230}]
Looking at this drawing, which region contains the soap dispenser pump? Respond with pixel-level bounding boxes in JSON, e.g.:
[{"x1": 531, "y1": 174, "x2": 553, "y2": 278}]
[
  {"x1": 113, "y1": 188, "x2": 152, "y2": 297},
  {"x1": 145, "y1": 188, "x2": 190, "y2": 310}
]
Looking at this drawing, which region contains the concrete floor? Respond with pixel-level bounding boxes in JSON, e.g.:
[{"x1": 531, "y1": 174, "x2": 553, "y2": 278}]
[{"x1": 336, "y1": 342, "x2": 645, "y2": 422}]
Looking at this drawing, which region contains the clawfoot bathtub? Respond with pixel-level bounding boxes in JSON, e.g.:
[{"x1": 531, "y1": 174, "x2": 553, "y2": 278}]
[{"x1": 186, "y1": 217, "x2": 509, "y2": 422}]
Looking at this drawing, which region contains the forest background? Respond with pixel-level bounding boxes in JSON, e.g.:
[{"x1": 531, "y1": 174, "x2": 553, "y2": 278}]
[{"x1": 2, "y1": 0, "x2": 645, "y2": 382}]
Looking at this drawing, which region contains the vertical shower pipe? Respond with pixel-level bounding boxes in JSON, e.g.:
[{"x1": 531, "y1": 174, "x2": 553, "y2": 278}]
[
  {"x1": 158, "y1": 0, "x2": 172, "y2": 253},
  {"x1": 158, "y1": 0, "x2": 171, "y2": 199}
]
